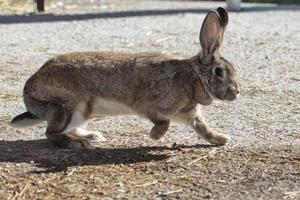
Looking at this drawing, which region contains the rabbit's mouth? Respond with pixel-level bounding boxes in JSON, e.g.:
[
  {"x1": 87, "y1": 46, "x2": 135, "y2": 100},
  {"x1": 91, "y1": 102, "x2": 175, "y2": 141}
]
[
  {"x1": 223, "y1": 86, "x2": 239, "y2": 101},
  {"x1": 206, "y1": 86, "x2": 239, "y2": 101},
  {"x1": 224, "y1": 94, "x2": 237, "y2": 101}
]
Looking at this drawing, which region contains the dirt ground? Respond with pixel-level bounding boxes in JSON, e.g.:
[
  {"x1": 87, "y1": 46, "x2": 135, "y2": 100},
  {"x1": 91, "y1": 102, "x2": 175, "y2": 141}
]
[{"x1": 0, "y1": 0, "x2": 299, "y2": 199}]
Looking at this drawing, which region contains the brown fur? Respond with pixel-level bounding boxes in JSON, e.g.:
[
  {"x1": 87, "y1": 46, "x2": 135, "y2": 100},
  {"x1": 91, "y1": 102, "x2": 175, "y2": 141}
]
[{"x1": 11, "y1": 7, "x2": 239, "y2": 149}]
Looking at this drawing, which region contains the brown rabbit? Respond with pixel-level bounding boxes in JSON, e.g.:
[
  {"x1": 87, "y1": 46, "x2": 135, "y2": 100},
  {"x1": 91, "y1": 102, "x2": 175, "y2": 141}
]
[{"x1": 11, "y1": 7, "x2": 239, "y2": 149}]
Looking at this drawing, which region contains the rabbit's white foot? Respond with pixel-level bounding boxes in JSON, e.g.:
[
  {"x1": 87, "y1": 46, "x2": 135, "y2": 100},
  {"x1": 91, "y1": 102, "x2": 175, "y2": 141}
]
[
  {"x1": 84, "y1": 130, "x2": 106, "y2": 142},
  {"x1": 72, "y1": 128, "x2": 106, "y2": 142},
  {"x1": 205, "y1": 131, "x2": 230, "y2": 145}
]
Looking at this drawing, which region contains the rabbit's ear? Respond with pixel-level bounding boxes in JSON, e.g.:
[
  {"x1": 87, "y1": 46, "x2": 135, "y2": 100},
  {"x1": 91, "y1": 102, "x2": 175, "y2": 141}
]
[
  {"x1": 216, "y1": 7, "x2": 228, "y2": 28},
  {"x1": 199, "y1": 8, "x2": 228, "y2": 58}
]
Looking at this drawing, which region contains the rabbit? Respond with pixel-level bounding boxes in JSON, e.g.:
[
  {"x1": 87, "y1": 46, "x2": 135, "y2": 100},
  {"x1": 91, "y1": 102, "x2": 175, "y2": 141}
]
[{"x1": 10, "y1": 7, "x2": 239, "y2": 149}]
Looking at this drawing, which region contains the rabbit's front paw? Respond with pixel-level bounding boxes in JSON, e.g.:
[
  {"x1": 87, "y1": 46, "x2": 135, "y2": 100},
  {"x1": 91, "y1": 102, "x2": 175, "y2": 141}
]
[{"x1": 205, "y1": 131, "x2": 230, "y2": 145}]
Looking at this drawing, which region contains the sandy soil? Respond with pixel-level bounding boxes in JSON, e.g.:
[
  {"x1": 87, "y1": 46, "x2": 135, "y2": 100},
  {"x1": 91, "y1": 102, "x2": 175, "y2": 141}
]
[{"x1": 0, "y1": 0, "x2": 299, "y2": 199}]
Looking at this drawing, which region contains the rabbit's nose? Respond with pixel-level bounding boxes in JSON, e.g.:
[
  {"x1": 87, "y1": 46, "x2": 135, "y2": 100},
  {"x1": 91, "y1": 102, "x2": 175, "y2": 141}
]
[{"x1": 233, "y1": 81, "x2": 240, "y2": 95}]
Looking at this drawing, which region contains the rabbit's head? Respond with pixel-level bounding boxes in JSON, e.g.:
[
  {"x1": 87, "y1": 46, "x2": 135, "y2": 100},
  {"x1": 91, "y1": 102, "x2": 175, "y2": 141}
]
[{"x1": 196, "y1": 7, "x2": 239, "y2": 101}]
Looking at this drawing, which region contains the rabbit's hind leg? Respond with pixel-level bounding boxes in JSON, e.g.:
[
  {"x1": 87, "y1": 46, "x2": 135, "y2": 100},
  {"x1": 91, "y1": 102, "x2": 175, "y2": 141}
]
[
  {"x1": 71, "y1": 128, "x2": 106, "y2": 142},
  {"x1": 45, "y1": 103, "x2": 95, "y2": 149},
  {"x1": 65, "y1": 102, "x2": 106, "y2": 144},
  {"x1": 149, "y1": 114, "x2": 170, "y2": 140}
]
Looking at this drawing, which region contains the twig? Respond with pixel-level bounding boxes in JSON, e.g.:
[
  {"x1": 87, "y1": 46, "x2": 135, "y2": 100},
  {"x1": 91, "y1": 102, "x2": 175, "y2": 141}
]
[
  {"x1": 284, "y1": 191, "x2": 300, "y2": 199},
  {"x1": 249, "y1": 150, "x2": 300, "y2": 161},
  {"x1": 10, "y1": 183, "x2": 30, "y2": 200},
  {"x1": 135, "y1": 180, "x2": 158, "y2": 187},
  {"x1": 155, "y1": 36, "x2": 172, "y2": 43},
  {"x1": 187, "y1": 150, "x2": 217, "y2": 166},
  {"x1": 59, "y1": 155, "x2": 68, "y2": 162},
  {"x1": 19, "y1": 183, "x2": 30, "y2": 197},
  {"x1": 187, "y1": 156, "x2": 208, "y2": 166},
  {"x1": 67, "y1": 168, "x2": 76, "y2": 177},
  {"x1": 160, "y1": 189, "x2": 183, "y2": 195},
  {"x1": 290, "y1": 77, "x2": 300, "y2": 82},
  {"x1": 10, "y1": 193, "x2": 18, "y2": 200}
]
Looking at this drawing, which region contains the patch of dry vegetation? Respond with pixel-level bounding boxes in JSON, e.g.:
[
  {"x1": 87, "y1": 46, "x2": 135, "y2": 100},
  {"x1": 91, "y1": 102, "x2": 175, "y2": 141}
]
[
  {"x1": 0, "y1": 0, "x2": 34, "y2": 14},
  {"x1": 0, "y1": 140, "x2": 299, "y2": 199},
  {"x1": 0, "y1": 91, "x2": 22, "y2": 101}
]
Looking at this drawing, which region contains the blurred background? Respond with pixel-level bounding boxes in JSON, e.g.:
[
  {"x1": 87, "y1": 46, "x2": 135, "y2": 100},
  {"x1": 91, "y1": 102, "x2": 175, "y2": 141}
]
[{"x1": 0, "y1": 0, "x2": 299, "y2": 15}]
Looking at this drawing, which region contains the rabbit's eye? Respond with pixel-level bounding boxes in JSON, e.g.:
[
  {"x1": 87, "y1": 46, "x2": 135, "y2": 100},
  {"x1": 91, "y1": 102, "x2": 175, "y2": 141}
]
[{"x1": 215, "y1": 67, "x2": 223, "y2": 77}]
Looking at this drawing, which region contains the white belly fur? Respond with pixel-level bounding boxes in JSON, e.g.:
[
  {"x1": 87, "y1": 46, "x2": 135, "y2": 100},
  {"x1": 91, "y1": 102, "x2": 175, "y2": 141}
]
[
  {"x1": 64, "y1": 99, "x2": 134, "y2": 133},
  {"x1": 91, "y1": 98, "x2": 134, "y2": 117}
]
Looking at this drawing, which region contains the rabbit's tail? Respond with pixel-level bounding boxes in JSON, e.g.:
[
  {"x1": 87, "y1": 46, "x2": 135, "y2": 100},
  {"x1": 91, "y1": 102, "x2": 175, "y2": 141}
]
[{"x1": 10, "y1": 112, "x2": 43, "y2": 128}]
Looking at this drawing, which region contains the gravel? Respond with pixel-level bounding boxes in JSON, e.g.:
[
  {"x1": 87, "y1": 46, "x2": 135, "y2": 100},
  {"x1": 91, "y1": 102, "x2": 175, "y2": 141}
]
[{"x1": 0, "y1": 0, "x2": 299, "y2": 199}]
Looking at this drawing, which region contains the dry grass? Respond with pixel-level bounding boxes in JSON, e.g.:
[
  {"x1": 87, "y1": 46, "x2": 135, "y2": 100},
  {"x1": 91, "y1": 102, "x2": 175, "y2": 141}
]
[
  {"x1": 0, "y1": 0, "x2": 34, "y2": 14},
  {"x1": 0, "y1": 91, "x2": 22, "y2": 101},
  {"x1": 0, "y1": 138, "x2": 300, "y2": 199}
]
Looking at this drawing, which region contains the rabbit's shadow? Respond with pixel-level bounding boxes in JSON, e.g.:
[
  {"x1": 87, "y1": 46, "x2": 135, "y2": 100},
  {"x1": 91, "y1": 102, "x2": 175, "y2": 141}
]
[{"x1": 0, "y1": 139, "x2": 214, "y2": 173}]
